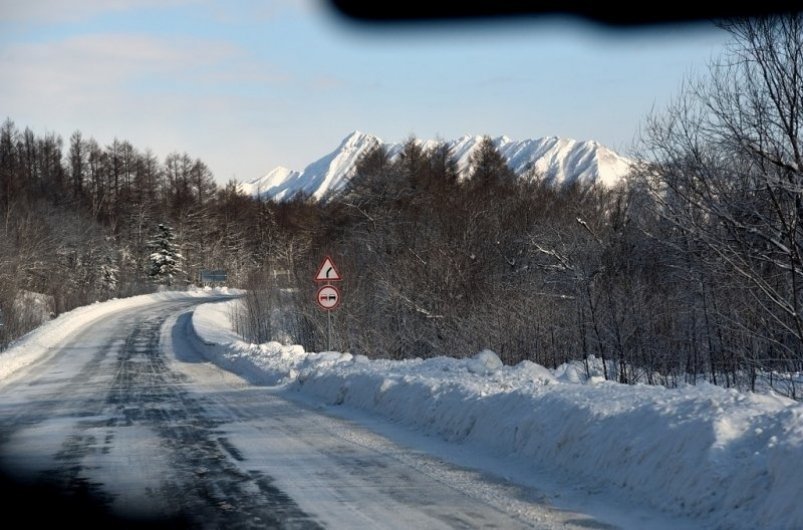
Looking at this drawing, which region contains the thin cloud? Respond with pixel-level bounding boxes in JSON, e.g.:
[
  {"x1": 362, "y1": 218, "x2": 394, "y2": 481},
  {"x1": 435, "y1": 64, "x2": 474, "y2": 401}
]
[
  {"x1": 310, "y1": 74, "x2": 345, "y2": 91},
  {"x1": 0, "y1": 0, "x2": 201, "y2": 22},
  {"x1": 0, "y1": 32, "x2": 273, "y2": 103}
]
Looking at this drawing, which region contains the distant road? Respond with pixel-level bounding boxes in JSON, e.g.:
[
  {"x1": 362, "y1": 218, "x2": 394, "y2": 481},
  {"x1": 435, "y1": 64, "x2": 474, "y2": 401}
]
[{"x1": 0, "y1": 297, "x2": 609, "y2": 529}]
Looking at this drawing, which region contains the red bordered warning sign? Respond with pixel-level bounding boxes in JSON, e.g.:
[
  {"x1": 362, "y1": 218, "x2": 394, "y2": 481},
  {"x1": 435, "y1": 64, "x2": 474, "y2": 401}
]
[
  {"x1": 314, "y1": 256, "x2": 342, "y2": 282},
  {"x1": 316, "y1": 284, "x2": 341, "y2": 311}
]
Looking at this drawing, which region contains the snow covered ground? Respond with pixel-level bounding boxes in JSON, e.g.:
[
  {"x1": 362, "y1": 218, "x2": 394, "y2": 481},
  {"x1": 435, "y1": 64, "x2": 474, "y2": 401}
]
[
  {"x1": 2, "y1": 290, "x2": 801, "y2": 529},
  {"x1": 192, "y1": 298, "x2": 803, "y2": 530}
]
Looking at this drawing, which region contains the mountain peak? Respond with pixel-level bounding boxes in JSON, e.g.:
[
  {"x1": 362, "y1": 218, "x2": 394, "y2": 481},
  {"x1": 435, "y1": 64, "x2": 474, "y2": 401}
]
[{"x1": 340, "y1": 130, "x2": 380, "y2": 148}]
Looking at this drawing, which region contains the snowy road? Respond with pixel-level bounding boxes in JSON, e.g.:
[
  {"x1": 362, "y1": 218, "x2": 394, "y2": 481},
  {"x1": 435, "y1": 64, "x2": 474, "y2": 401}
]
[{"x1": 0, "y1": 297, "x2": 609, "y2": 529}]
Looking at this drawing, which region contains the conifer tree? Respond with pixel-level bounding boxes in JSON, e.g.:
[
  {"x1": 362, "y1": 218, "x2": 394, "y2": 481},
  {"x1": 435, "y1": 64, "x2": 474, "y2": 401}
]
[
  {"x1": 147, "y1": 223, "x2": 184, "y2": 287},
  {"x1": 467, "y1": 136, "x2": 515, "y2": 189}
]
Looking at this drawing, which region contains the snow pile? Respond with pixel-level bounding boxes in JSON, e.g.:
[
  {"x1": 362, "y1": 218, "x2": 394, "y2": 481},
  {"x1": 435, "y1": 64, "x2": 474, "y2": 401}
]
[
  {"x1": 0, "y1": 288, "x2": 240, "y2": 381},
  {"x1": 192, "y1": 299, "x2": 803, "y2": 530}
]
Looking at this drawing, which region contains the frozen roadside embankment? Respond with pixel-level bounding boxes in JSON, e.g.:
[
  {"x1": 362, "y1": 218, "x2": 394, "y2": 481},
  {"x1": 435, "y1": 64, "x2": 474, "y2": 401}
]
[
  {"x1": 192, "y1": 299, "x2": 803, "y2": 530},
  {"x1": 0, "y1": 288, "x2": 241, "y2": 381}
]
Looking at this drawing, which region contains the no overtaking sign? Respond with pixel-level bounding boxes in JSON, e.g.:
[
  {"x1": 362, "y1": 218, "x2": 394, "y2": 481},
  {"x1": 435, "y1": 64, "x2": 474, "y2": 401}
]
[
  {"x1": 316, "y1": 285, "x2": 340, "y2": 310},
  {"x1": 314, "y1": 255, "x2": 342, "y2": 312}
]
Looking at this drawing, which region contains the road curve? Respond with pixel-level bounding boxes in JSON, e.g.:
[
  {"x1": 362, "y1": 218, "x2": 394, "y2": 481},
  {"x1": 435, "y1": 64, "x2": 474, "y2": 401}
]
[{"x1": 0, "y1": 297, "x2": 611, "y2": 529}]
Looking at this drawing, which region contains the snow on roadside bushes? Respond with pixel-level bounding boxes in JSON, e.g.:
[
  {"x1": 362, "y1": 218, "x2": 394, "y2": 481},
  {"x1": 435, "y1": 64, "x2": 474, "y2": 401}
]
[
  {"x1": 192, "y1": 299, "x2": 803, "y2": 530},
  {"x1": 0, "y1": 288, "x2": 240, "y2": 381}
]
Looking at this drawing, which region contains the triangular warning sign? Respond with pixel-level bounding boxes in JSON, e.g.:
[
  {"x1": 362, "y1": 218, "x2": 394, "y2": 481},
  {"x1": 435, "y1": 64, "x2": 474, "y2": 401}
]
[{"x1": 315, "y1": 256, "x2": 342, "y2": 281}]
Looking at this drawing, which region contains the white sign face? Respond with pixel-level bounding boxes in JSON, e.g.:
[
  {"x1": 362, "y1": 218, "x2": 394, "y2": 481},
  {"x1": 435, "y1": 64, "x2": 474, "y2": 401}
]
[
  {"x1": 316, "y1": 285, "x2": 341, "y2": 310},
  {"x1": 315, "y1": 256, "x2": 342, "y2": 282}
]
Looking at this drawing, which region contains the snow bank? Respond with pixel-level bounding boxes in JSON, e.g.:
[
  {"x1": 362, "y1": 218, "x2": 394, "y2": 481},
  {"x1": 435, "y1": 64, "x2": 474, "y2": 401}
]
[
  {"x1": 191, "y1": 299, "x2": 803, "y2": 530},
  {"x1": 0, "y1": 288, "x2": 240, "y2": 381}
]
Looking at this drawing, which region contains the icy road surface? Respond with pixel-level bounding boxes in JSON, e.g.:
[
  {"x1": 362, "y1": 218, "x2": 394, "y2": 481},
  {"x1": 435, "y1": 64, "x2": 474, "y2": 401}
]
[{"x1": 0, "y1": 297, "x2": 608, "y2": 529}]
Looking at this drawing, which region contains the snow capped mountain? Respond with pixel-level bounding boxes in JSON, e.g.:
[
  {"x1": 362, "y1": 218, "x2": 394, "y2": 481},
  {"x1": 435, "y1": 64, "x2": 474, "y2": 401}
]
[
  {"x1": 242, "y1": 131, "x2": 633, "y2": 202},
  {"x1": 240, "y1": 132, "x2": 381, "y2": 201},
  {"x1": 236, "y1": 166, "x2": 300, "y2": 197}
]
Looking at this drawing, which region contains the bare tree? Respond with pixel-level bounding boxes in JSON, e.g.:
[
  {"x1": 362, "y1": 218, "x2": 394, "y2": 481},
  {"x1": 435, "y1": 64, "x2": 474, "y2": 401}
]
[{"x1": 640, "y1": 14, "x2": 803, "y2": 394}]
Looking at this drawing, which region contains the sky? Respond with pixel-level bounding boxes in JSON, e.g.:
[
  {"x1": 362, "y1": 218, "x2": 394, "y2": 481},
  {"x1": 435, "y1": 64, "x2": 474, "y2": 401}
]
[{"x1": 0, "y1": 0, "x2": 730, "y2": 184}]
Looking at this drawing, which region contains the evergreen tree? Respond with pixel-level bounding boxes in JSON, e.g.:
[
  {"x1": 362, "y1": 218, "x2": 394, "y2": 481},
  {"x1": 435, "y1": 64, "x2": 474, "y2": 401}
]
[
  {"x1": 147, "y1": 223, "x2": 184, "y2": 287},
  {"x1": 341, "y1": 143, "x2": 394, "y2": 204},
  {"x1": 467, "y1": 135, "x2": 515, "y2": 189}
]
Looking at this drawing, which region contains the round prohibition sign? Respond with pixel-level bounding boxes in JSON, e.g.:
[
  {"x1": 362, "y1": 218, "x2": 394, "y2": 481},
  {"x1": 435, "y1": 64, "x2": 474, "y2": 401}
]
[{"x1": 316, "y1": 284, "x2": 341, "y2": 311}]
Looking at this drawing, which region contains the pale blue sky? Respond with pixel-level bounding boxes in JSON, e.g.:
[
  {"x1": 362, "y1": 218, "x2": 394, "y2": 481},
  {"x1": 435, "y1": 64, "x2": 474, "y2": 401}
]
[{"x1": 0, "y1": 0, "x2": 729, "y2": 183}]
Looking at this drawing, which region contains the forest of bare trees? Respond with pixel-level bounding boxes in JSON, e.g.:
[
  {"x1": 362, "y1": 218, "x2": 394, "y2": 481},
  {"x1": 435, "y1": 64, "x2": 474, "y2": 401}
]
[
  {"x1": 0, "y1": 121, "x2": 280, "y2": 349},
  {"x1": 236, "y1": 15, "x2": 803, "y2": 397},
  {"x1": 3, "y1": 14, "x2": 803, "y2": 398}
]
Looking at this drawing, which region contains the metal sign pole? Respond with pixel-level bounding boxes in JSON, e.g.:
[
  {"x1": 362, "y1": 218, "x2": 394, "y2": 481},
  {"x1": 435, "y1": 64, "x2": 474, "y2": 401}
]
[{"x1": 314, "y1": 256, "x2": 342, "y2": 352}]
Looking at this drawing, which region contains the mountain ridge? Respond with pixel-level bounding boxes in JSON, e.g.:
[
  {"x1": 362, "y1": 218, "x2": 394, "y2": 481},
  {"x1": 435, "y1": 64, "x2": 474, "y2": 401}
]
[{"x1": 240, "y1": 131, "x2": 633, "y2": 201}]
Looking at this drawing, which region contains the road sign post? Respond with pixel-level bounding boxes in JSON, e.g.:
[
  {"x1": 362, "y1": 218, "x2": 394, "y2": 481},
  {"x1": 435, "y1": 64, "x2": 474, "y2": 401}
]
[
  {"x1": 314, "y1": 256, "x2": 342, "y2": 351},
  {"x1": 316, "y1": 284, "x2": 340, "y2": 350}
]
